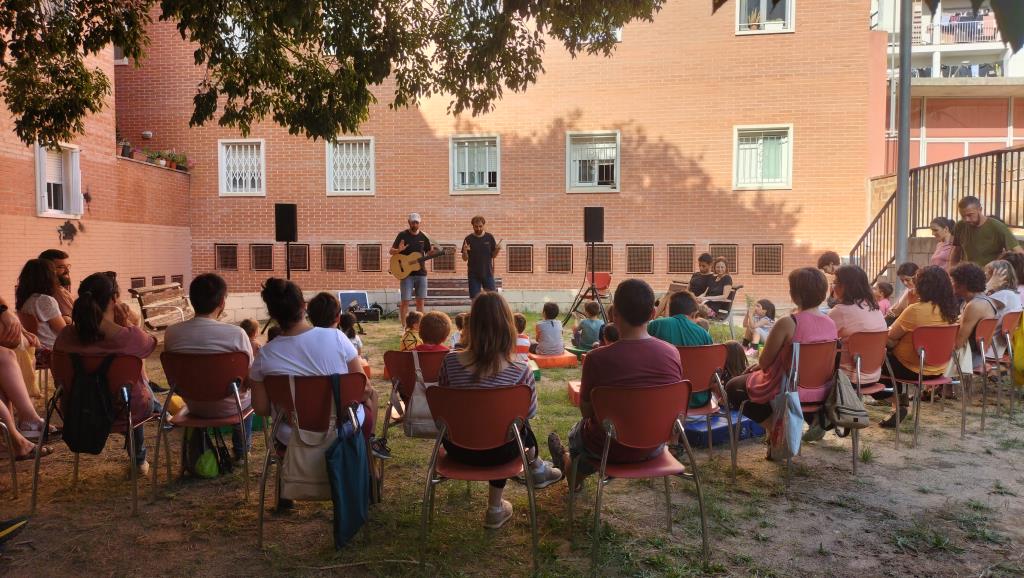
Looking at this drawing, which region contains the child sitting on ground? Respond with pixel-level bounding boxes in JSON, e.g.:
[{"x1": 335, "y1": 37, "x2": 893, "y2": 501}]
[
  {"x1": 531, "y1": 302, "x2": 565, "y2": 355},
  {"x1": 571, "y1": 301, "x2": 605, "y2": 351},
  {"x1": 873, "y1": 281, "x2": 894, "y2": 316},
  {"x1": 400, "y1": 311, "x2": 424, "y2": 351},
  {"x1": 451, "y1": 312, "x2": 467, "y2": 349},
  {"x1": 742, "y1": 298, "x2": 776, "y2": 355},
  {"x1": 721, "y1": 340, "x2": 749, "y2": 383},
  {"x1": 415, "y1": 311, "x2": 451, "y2": 352},
  {"x1": 339, "y1": 312, "x2": 363, "y2": 356},
  {"x1": 239, "y1": 318, "x2": 261, "y2": 355},
  {"x1": 513, "y1": 313, "x2": 531, "y2": 363}
]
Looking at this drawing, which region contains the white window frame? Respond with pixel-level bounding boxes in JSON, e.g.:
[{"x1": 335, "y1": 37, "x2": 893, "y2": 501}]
[
  {"x1": 736, "y1": 0, "x2": 795, "y2": 35},
  {"x1": 218, "y1": 138, "x2": 266, "y2": 197},
  {"x1": 112, "y1": 44, "x2": 129, "y2": 65},
  {"x1": 34, "y1": 143, "x2": 83, "y2": 218},
  {"x1": 449, "y1": 135, "x2": 501, "y2": 195},
  {"x1": 732, "y1": 124, "x2": 794, "y2": 191},
  {"x1": 326, "y1": 137, "x2": 375, "y2": 196},
  {"x1": 566, "y1": 130, "x2": 621, "y2": 193}
]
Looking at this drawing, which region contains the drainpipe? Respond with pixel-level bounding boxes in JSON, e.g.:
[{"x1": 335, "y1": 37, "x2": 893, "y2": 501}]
[{"x1": 895, "y1": 0, "x2": 912, "y2": 284}]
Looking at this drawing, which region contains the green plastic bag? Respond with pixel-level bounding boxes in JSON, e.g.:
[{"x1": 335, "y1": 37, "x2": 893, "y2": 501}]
[{"x1": 195, "y1": 449, "x2": 220, "y2": 479}]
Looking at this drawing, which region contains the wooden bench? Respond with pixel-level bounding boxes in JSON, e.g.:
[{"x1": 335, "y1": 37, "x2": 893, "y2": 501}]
[
  {"x1": 423, "y1": 277, "x2": 503, "y2": 308},
  {"x1": 128, "y1": 283, "x2": 194, "y2": 331}
]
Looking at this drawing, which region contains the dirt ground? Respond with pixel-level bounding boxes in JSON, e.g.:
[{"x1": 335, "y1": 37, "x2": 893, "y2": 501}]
[{"x1": 2, "y1": 319, "x2": 1023, "y2": 577}]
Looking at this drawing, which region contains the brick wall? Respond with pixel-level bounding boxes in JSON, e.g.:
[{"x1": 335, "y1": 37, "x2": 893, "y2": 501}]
[{"x1": 115, "y1": 1, "x2": 883, "y2": 307}]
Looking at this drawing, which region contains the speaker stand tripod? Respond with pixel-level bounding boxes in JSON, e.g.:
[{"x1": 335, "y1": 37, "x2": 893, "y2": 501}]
[{"x1": 563, "y1": 240, "x2": 608, "y2": 326}]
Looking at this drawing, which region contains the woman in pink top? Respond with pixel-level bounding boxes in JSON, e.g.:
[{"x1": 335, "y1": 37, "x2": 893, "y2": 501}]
[
  {"x1": 829, "y1": 266, "x2": 887, "y2": 383},
  {"x1": 54, "y1": 272, "x2": 157, "y2": 475},
  {"x1": 929, "y1": 217, "x2": 955, "y2": 270},
  {"x1": 725, "y1": 268, "x2": 837, "y2": 429}
]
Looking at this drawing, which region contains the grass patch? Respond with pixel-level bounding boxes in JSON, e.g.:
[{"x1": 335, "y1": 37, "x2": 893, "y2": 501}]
[
  {"x1": 990, "y1": 481, "x2": 1017, "y2": 496},
  {"x1": 942, "y1": 501, "x2": 1008, "y2": 545},
  {"x1": 997, "y1": 437, "x2": 1024, "y2": 451},
  {"x1": 859, "y1": 446, "x2": 874, "y2": 463},
  {"x1": 892, "y1": 520, "x2": 964, "y2": 554}
]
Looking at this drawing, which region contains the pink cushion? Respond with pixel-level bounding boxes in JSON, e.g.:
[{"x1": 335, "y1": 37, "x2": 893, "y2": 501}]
[
  {"x1": 434, "y1": 447, "x2": 525, "y2": 482},
  {"x1": 568, "y1": 381, "x2": 581, "y2": 407},
  {"x1": 528, "y1": 351, "x2": 579, "y2": 369},
  {"x1": 600, "y1": 447, "x2": 685, "y2": 479}
]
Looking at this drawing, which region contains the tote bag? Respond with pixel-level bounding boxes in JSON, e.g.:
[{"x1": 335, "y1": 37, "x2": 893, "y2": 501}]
[
  {"x1": 280, "y1": 375, "x2": 337, "y2": 501},
  {"x1": 326, "y1": 378, "x2": 369, "y2": 549},
  {"x1": 769, "y1": 344, "x2": 804, "y2": 461},
  {"x1": 403, "y1": 351, "x2": 440, "y2": 439}
]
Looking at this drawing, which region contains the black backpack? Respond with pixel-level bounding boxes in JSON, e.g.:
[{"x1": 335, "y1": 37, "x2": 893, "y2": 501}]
[{"x1": 62, "y1": 354, "x2": 117, "y2": 455}]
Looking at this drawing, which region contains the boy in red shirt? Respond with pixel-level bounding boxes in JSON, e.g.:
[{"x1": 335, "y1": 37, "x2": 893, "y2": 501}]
[{"x1": 415, "y1": 311, "x2": 451, "y2": 352}]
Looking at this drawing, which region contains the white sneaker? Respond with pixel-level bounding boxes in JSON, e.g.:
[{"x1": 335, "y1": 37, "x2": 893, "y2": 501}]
[
  {"x1": 484, "y1": 500, "x2": 513, "y2": 529},
  {"x1": 530, "y1": 460, "x2": 563, "y2": 489}
]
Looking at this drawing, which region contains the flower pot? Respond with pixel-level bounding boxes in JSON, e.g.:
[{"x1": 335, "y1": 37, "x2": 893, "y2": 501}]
[
  {"x1": 168, "y1": 160, "x2": 177, "y2": 169},
  {"x1": 120, "y1": 144, "x2": 132, "y2": 157},
  {"x1": 157, "y1": 159, "x2": 167, "y2": 167}
]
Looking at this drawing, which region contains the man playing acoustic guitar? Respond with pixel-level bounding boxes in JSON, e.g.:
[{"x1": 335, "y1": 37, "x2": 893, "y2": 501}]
[{"x1": 390, "y1": 213, "x2": 440, "y2": 323}]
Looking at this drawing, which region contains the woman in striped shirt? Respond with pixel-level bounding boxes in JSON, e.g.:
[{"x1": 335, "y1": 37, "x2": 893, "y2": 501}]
[{"x1": 438, "y1": 292, "x2": 562, "y2": 529}]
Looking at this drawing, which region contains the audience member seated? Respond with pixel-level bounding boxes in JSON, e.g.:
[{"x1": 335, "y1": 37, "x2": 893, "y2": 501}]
[
  {"x1": 249, "y1": 278, "x2": 383, "y2": 474},
  {"x1": 881, "y1": 266, "x2": 960, "y2": 427},
  {"x1": 725, "y1": 268, "x2": 837, "y2": 448},
  {"x1": 164, "y1": 273, "x2": 254, "y2": 460},
  {"x1": 307, "y1": 292, "x2": 375, "y2": 388},
  {"x1": 548, "y1": 279, "x2": 683, "y2": 488},
  {"x1": 416, "y1": 311, "x2": 451, "y2": 352},
  {"x1": 54, "y1": 272, "x2": 158, "y2": 475},
  {"x1": 699, "y1": 258, "x2": 734, "y2": 317},
  {"x1": 829, "y1": 265, "x2": 887, "y2": 384},
  {"x1": 873, "y1": 282, "x2": 893, "y2": 317},
  {"x1": 648, "y1": 290, "x2": 712, "y2": 348},
  {"x1": 339, "y1": 313, "x2": 362, "y2": 356},
  {"x1": 531, "y1": 302, "x2": 565, "y2": 355},
  {"x1": 513, "y1": 313, "x2": 531, "y2": 363},
  {"x1": 15, "y1": 259, "x2": 67, "y2": 351},
  {"x1": 1001, "y1": 252, "x2": 1024, "y2": 303},
  {"x1": 742, "y1": 299, "x2": 776, "y2": 353},
  {"x1": 239, "y1": 318, "x2": 261, "y2": 355},
  {"x1": 0, "y1": 296, "x2": 53, "y2": 457},
  {"x1": 451, "y1": 312, "x2": 468, "y2": 349},
  {"x1": 400, "y1": 311, "x2": 423, "y2": 351},
  {"x1": 721, "y1": 341, "x2": 749, "y2": 383},
  {"x1": 688, "y1": 253, "x2": 715, "y2": 298},
  {"x1": 571, "y1": 301, "x2": 604, "y2": 351},
  {"x1": 950, "y1": 263, "x2": 998, "y2": 371},
  {"x1": 886, "y1": 262, "x2": 921, "y2": 322},
  {"x1": 817, "y1": 251, "x2": 841, "y2": 309},
  {"x1": 38, "y1": 249, "x2": 74, "y2": 317},
  {"x1": 438, "y1": 292, "x2": 561, "y2": 528},
  {"x1": 985, "y1": 260, "x2": 1023, "y2": 354}
]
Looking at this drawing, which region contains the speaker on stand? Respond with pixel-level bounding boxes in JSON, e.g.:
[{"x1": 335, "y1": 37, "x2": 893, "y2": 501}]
[
  {"x1": 564, "y1": 207, "x2": 608, "y2": 325},
  {"x1": 275, "y1": 203, "x2": 298, "y2": 280}
]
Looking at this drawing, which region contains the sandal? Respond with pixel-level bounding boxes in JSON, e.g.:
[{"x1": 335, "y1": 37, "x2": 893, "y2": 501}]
[
  {"x1": 17, "y1": 422, "x2": 60, "y2": 442},
  {"x1": 15, "y1": 445, "x2": 52, "y2": 461}
]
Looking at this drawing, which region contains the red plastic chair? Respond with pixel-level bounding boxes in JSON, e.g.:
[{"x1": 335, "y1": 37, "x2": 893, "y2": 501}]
[
  {"x1": 585, "y1": 272, "x2": 612, "y2": 300},
  {"x1": 31, "y1": 352, "x2": 158, "y2": 516},
  {"x1": 153, "y1": 352, "x2": 260, "y2": 502},
  {"x1": 985, "y1": 311, "x2": 1022, "y2": 417},
  {"x1": 420, "y1": 385, "x2": 539, "y2": 574},
  {"x1": 17, "y1": 311, "x2": 51, "y2": 403},
  {"x1": 971, "y1": 318, "x2": 999, "y2": 433},
  {"x1": 257, "y1": 373, "x2": 368, "y2": 548},
  {"x1": 677, "y1": 344, "x2": 736, "y2": 480},
  {"x1": 843, "y1": 331, "x2": 888, "y2": 473},
  {"x1": 579, "y1": 381, "x2": 709, "y2": 570}
]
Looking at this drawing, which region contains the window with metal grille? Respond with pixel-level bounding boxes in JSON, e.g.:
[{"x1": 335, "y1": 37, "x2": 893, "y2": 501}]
[
  {"x1": 322, "y1": 244, "x2": 346, "y2": 271},
  {"x1": 218, "y1": 140, "x2": 265, "y2": 196},
  {"x1": 709, "y1": 244, "x2": 739, "y2": 273},
  {"x1": 171, "y1": 275, "x2": 183, "y2": 285},
  {"x1": 626, "y1": 245, "x2": 654, "y2": 274},
  {"x1": 507, "y1": 245, "x2": 533, "y2": 273},
  {"x1": 215, "y1": 244, "x2": 238, "y2": 270},
  {"x1": 735, "y1": 127, "x2": 792, "y2": 189},
  {"x1": 451, "y1": 137, "x2": 499, "y2": 192},
  {"x1": 358, "y1": 244, "x2": 381, "y2": 272},
  {"x1": 586, "y1": 244, "x2": 613, "y2": 273},
  {"x1": 546, "y1": 245, "x2": 573, "y2": 273},
  {"x1": 752, "y1": 244, "x2": 784, "y2": 275},
  {"x1": 288, "y1": 244, "x2": 310, "y2": 271},
  {"x1": 250, "y1": 244, "x2": 274, "y2": 271},
  {"x1": 667, "y1": 244, "x2": 695, "y2": 274},
  {"x1": 327, "y1": 138, "x2": 374, "y2": 195},
  {"x1": 130, "y1": 277, "x2": 146, "y2": 289},
  {"x1": 432, "y1": 244, "x2": 457, "y2": 272},
  {"x1": 567, "y1": 132, "x2": 620, "y2": 191},
  {"x1": 152, "y1": 276, "x2": 166, "y2": 286}
]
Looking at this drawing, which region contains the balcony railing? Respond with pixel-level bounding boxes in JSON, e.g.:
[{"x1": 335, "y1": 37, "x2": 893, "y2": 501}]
[
  {"x1": 910, "y1": 62, "x2": 1003, "y2": 78},
  {"x1": 918, "y1": 19, "x2": 1000, "y2": 46}
]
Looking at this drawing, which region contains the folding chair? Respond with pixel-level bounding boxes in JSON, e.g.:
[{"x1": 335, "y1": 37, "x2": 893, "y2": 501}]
[
  {"x1": 575, "y1": 381, "x2": 710, "y2": 571},
  {"x1": 31, "y1": 352, "x2": 160, "y2": 515},
  {"x1": 677, "y1": 344, "x2": 736, "y2": 481},
  {"x1": 153, "y1": 352, "x2": 262, "y2": 502},
  {"x1": 708, "y1": 285, "x2": 744, "y2": 340},
  {"x1": 0, "y1": 420, "x2": 16, "y2": 498},
  {"x1": 985, "y1": 311, "x2": 1022, "y2": 417},
  {"x1": 881, "y1": 325, "x2": 960, "y2": 448},
  {"x1": 420, "y1": 385, "x2": 540, "y2": 574},
  {"x1": 256, "y1": 373, "x2": 367, "y2": 548},
  {"x1": 585, "y1": 272, "x2": 612, "y2": 301},
  {"x1": 843, "y1": 331, "x2": 888, "y2": 474},
  {"x1": 16, "y1": 312, "x2": 51, "y2": 404},
  {"x1": 971, "y1": 318, "x2": 999, "y2": 433}
]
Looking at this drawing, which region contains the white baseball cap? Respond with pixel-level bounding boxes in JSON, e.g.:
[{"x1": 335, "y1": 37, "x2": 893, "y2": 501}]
[{"x1": 408, "y1": 212, "x2": 422, "y2": 223}]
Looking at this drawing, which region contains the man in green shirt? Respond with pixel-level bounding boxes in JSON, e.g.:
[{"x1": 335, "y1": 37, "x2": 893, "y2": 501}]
[
  {"x1": 952, "y1": 196, "x2": 1023, "y2": 267},
  {"x1": 648, "y1": 290, "x2": 713, "y2": 347}
]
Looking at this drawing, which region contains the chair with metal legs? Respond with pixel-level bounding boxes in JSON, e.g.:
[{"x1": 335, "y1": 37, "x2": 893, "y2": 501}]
[
  {"x1": 677, "y1": 344, "x2": 736, "y2": 481},
  {"x1": 843, "y1": 331, "x2": 889, "y2": 474}
]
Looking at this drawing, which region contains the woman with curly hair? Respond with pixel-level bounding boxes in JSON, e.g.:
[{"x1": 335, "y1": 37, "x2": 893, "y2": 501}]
[
  {"x1": 881, "y1": 265, "x2": 961, "y2": 427},
  {"x1": 950, "y1": 263, "x2": 998, "y2": 369}
]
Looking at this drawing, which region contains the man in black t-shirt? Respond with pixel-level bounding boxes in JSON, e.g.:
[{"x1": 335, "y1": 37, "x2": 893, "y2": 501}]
[
  {"x1": 688, "y1": 253, "x2": 715, "y2": 297},
  {"x1": 390, "y1": 212, "x2": 439, "y2": 323},
  {"x1": 462, "y1": 215, "x2": 501, "y2": 299}
]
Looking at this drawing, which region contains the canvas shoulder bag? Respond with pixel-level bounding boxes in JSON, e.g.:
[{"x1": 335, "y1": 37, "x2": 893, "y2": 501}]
[
  {"x1": 769, "y1": 341, "x2": 804, "y2": 461},
  {"x1": 826, "y1": 369, "x2": 870, "y2": 436},
  {"x1": 403, "y1": 351, "x2": 440, "y2": 439},
  {"x1": 280, "y1": 375, "x2": 337, "y2": 501}
]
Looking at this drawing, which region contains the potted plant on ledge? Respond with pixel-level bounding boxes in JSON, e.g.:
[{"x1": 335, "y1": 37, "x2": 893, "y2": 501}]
[{"x1": 119, "y1": 139, "x2": 133, "y2": 158}]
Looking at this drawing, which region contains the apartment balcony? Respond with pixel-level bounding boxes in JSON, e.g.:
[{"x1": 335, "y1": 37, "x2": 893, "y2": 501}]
[{"x1": 917, "y1": 20, "x2": 1000, "y2": 46}]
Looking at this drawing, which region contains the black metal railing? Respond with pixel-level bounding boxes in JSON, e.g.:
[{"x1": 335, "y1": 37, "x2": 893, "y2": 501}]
[{"x1": 851, "y1": 146, "x2": 1024, "y2": 281}]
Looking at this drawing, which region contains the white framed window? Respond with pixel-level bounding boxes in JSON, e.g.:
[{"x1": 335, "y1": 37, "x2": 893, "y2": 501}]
[
  {"x1": 34, "y1": 143, "x2": 82, "y2": 217},
  {"x1": 112, "y1": 44, "x2": 128, "y2": 65},
  {"x1": 218, "y1": 139, "x2": 265, "y2": 196},
  {"x1": 327, "y1": 137, "x2": 374, "y2": 196},
  {"x1": 450, "y1": 136, "x2": 500, "y2": 194},
  {"x1": 733, "y1": 125, "x2": 793, "y2": 190},
  {"x1": 737, "y1": 0, "x2": 794, "y2": 34},
  {"x1": 566, "y1": 131, "x2": 620, "y2": 193}
]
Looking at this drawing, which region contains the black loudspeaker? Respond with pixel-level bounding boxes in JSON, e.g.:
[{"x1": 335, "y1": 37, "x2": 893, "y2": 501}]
[
  {"x1": 584, "y1": 206, "x2": 604, "y2": 243},
  {"x1": 275, "y1": 203, "x2": 297, "y2": 243}
]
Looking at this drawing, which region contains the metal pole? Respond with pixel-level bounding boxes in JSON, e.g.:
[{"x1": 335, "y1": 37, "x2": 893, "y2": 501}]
[
  {"x1": 895, "y1": 0, "x2": 912, "y2": 275},
  {"x1": 286, "y1": 241, "x2": 292, "y2": 280}
]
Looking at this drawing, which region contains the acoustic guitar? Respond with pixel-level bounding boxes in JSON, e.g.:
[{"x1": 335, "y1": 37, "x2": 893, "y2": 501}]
[{"x1": 389, "y1": 247, "x2": 453, "y2": 280}]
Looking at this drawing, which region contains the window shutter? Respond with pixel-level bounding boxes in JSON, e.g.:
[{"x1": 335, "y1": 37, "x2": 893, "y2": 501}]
[
  {"x1": 35, "y1": 145, "x2": 47, "y2": 214},
  {"x1": 68, "y1": 148, "x2": 83, "y2": 215}
]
